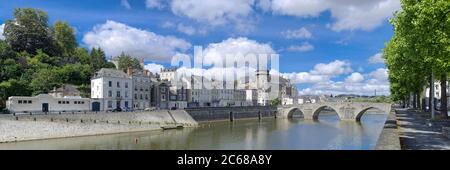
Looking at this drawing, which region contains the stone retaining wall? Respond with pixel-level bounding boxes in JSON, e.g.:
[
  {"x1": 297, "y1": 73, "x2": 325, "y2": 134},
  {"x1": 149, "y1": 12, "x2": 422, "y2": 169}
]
[
  {"x1": 0, "y1": 110, "x2": 198, "y2": 143},
  {"x1": 185, "y1": 106, "x2": 277, "y2": 122}
]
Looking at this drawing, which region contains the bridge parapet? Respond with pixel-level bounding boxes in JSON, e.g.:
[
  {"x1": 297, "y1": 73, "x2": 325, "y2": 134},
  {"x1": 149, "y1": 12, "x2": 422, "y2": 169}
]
[{"x1": 278, "y1": 102, "x2": 392, "y2": 122}]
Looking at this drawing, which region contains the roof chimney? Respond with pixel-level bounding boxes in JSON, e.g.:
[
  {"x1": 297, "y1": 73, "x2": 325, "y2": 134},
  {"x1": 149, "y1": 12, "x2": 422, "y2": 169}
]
[{"x1": 127, "y1": 67, "x2": 133, "y2": 77}]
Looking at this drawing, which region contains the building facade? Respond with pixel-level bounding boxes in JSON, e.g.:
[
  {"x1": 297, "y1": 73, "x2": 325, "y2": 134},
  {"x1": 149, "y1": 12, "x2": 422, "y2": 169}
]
[
  {"x1": 131, "y1": 68, "x2": 152, "y2": 110},
  {"x1": 7, "y1": 94, "x2": 90, "y2": 113},
  {"x1": 91, "y1": 68, "x2": 133, "y2": 111}
]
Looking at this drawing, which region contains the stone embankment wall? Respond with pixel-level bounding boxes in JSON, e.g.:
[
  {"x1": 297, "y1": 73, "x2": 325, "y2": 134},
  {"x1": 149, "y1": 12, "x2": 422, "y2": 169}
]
[
  {"x1": 185, "y1": 106, "x2": 278, "y2": 122},
  {"x1": 374, "y1": 108, "x2": 401, "y2": 150},
  {"x1": 0, "y1": 110, "x2": 197, "y2": 143}
]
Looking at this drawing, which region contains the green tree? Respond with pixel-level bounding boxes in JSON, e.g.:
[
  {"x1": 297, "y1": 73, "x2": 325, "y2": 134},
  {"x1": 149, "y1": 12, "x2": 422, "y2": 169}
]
[
  {"x1": 90, "y1": 47, "x2": 116, "y2": 72},
  {"x1": 270, "y1": 98, "x2": 281, "y2": 106},
  {"x1": 3, "y1": 8, "x2": 55, "y2": 55},
  {"x1": 53, "y1": 21, "x2": 77, "y2": 65},
  {"x1": 116, "y1": 52, "x2": 142, "y2": 73},
  {"x1": 57, "y1": 64, "x2": 92, "y2": 85},
  {"x1": 29, "y1": 68, "x2": 62, "y2": 95},
  {"x1": 0, "y1": 79, "x2": 30, "y2": 108}
]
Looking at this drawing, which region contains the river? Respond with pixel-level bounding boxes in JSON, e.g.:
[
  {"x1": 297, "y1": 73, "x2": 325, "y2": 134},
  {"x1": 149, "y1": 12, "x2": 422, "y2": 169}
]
[{"x1": 0, "y1": 110, "x2": 388, "y2": 150}]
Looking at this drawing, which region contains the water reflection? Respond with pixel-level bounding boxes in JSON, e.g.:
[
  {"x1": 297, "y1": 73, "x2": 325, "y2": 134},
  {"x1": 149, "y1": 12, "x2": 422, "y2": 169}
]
[{"x1": 0, "y1": 113, "x2": 387, "y2": 150}]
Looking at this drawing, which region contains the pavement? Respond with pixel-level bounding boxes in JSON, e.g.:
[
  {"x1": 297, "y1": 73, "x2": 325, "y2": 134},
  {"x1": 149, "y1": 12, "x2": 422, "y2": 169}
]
[{"x1": 396, "y1": 109, "x2": 450, "y2": 150}]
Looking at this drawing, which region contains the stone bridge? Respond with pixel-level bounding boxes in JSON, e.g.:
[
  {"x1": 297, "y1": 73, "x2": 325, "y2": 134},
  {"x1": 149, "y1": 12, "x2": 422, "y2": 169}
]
[{"x1": 278, "y1": 102, "x2": 392, "y2": 121}]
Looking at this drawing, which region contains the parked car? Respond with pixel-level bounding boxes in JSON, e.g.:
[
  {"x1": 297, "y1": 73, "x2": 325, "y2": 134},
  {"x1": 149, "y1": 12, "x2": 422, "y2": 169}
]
[{"x1": 112, "y1": 108, "x2": 122, "y2": 112}]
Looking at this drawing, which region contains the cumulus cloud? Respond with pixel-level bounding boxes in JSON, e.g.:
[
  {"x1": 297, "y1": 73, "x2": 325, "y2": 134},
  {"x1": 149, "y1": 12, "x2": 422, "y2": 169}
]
[
  {"x1": 120, "y1": 0, "x2": 131, "y2": 9},
  {"x1": 0, "y1": 23, "x2": 5, "y2": 40},
  {"x1": 281, "y1": 60, "x2": 352, "y2": 84},
  {"x1": 281, "y1": 27, "x2": 312, "y2": 39},
  {"x1": 345, "y1": 72, "x2": 364, "y2": 83},
  {"x1": 298, "y1": 68, "x2": 390, "y2": 96},
  {"x1": 311, "y1": 60, "x2": 352, "y2": 75},
  {"x1": 82, "y1": 20, "x2": 191, "y2": 62},
  {"x1": 368, "y1": 52, "x2": 385, "y2": 64},
  {"x1": 202, "y1": 37, "x2": 276, "y2": 65},
  {"x1": 144, "y1": 63, "x2": 165, "y2": 74},
  {"x1": 268, "y1": 0, "x2": 401, "y2": 32},
  {"x1": 287, "y1": 42, "x2": 314, "y2": 52},
  {"x1": 170, "y1": 0, "x2": 254, "y2": 25}
]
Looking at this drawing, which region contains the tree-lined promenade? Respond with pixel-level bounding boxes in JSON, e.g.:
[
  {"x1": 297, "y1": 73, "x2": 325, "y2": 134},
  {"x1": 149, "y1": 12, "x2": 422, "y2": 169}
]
[
  {"x1": 384, "y1": 0, "x2": 450, "y2": 119},
  {"x1": 0, "y1": 8, "x2": 143, "y2": 109}
]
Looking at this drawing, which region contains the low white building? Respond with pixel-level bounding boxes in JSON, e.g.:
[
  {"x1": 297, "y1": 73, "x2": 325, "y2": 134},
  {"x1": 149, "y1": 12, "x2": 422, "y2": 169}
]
[{"x1": 7, "y1": 94, "x2": 90, "y2": 113}]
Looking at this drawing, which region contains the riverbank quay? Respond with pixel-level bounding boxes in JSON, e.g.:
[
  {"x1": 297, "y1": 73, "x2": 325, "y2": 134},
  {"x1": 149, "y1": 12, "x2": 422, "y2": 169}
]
[
  {"x1": 375, "y1": 107, "x2": 401, "y2": 150},
  {"x1": 396, "y1": 109, "x2": 450, "y2": 149},
  {"x1": 0, "y1": 110, "x2": 197, "y2": 143}
]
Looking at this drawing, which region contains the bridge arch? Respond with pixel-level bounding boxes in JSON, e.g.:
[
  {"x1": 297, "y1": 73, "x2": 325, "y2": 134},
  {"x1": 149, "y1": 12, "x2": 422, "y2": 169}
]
[
  {"x1": 354, "y1": 106, "x2": 388, "y2": 122},
  {"x1": 312, "y1": 105, "x2": 340, "y2": 120},
  {"x1": 286, "y1": 107, "x2": 305, "y2": 118}
]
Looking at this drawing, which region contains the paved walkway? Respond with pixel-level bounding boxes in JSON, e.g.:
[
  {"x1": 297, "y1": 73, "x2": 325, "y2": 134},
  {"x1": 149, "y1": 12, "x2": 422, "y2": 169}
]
[{"x1": 396, "y1": 109, "x2": 450, "y2": 150}]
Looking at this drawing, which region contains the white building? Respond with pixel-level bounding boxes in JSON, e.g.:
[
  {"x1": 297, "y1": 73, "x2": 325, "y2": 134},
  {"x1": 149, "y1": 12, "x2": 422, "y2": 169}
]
[
  {"x1": 7, "y1": 94, "x2": 90, "y2": 113},
  {"x1": 160, "y1": 68, "x2": 177, "y2": 82},
  {"x1": 91, "y1": 68, "x2": 133, "y2": 111}
]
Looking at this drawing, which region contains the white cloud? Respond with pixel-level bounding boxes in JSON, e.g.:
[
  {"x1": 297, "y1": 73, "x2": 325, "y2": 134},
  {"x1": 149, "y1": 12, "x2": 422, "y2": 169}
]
[
  {"x1": 298, "y1": 68, "x2": 390, "y2": 96},
  {"x1": 144, "y1": 63, "x2": 165, "y2": 74},
  {"x1": 368, "y1": 52, "x2": 385, "y2": 64},
  {"x1": 169, "y1": 0, "x2": 256, "y2": 32},
  {"x1": 121, "y1": 0, "x2": 131, "y2": 9},
  {"x1": 177, "y1": 23, "x2": 196, "y2": 36},
  {"x1": 287, "y1": 42, "x2": 314, "y2": 52},
  {"x1": 345, "y1": 72, "x2": 364, "y2": 83},
  {"x1": 82, "y1": 20, "x2": 191, "y2": 62},
  {"x1": 0, "y1": 24, "x2": 5, "y2": 40},
  {"x1": 281, "y1": 60, "x2": 352, "y2": 84},
  {"x1": 146, "y1": 0, "x2": 165, "y2": 9},
  {"x1": 202, "y1": 37, "x2": 276, "y2": 65},
  {"x1": 268, "y1": 0, "x2": 401, "y2": 32},
  {"x1": 282, "y1": 72, "x2": 331, "y2": 84},
  {"x1": 369, "y1": 68, "x2": 388, "y2": 82},
  {"x1": 281, "y1": 27, "x2": 312, "y2": 39},
  {"x1": 311, "y1": 60, "x2": 352, "y2": 75}
]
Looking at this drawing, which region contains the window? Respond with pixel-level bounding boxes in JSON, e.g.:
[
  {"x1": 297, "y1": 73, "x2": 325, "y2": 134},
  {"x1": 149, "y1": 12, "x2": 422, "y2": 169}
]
[
  {"x1": 81, "y1": 101, "x2": 84, "y2": 104},
  {"x1": 66, "y1": 101, "x2": 70, "y2": 104},
  {"x1": 135, "y1": 94, "x2": 138, "y2": 100},
  {"x1": 108, "y1": 101, "x2": 113, "y2": 108},
  {"x1": 125, "y1": 82, "x2": 128, "y2": 88},
  {"x1": 125, "y1": 92, "x2": 128, "y2": 98},
  {"x1": 109, "y1": 81, "x2": 112, "y2": 87},
  {"x1": 162, "y1": 94, "x2": 166, "y2": 101},
  {"x1": 28, "y1": 100, "x2": 32, "y2": 104},
  {"x1": 117, "y1": 91, "x2": 121, "y2": 97},
  {"x1": 58, "y1": 101, "x2": 62, "y2": 104},
  {"x1": 74, "y1": 101, "x2": 78, "y2": 104},
  {"x1": 140, "y1": 94, "x2": 143, "y2": 100},
  {"x1": 117, "y1": 82, "x2": 120, "y2": 88},
  {"x1": 161, "y1": 87, "x2": 165, "y2": 92},
  {"x1": 18, "y1": 100, "x2": 22, "y2": 104},
  {"x1": 145, "y1": 94, "x2": 148, "y2": 100},
  {"x1": 108, "y1": 91, "x2": 112, "y2": 97}
]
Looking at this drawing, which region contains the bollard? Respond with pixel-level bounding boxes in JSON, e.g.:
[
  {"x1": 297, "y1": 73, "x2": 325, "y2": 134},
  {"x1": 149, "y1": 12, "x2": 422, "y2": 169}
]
[
  {"x1": 229, "y1": 112, "x2": 234, "y2": 122},
  {"x1": 72, "y1": 111, "x2": 74, "y2": 114},
  {"x1": 274, "y1": 111, "x2": 277, "y2": 119},
  {"x1": 118, "y1": 120, "x2": 120, "y2": 124},
  {"x1": 50, "y1": 118, "x2": 53, "y2": 122},
  {"x1": 59, "y1": 112, "x2": 61, "y2": 115},
  {"x1": 94, "y1": 120, "x2": 96, "y2": 123},
  {"x1": 33, "y1": 117, "x2": 36, "y2": 121},
  {"x1": 258, "y1": 111, "x2": 262, "y2": 120},
  {"x1": 15, "y1": 116, "x2": 18, "y2": 121},
  {"x1": 106, "y1": 120, "x2": 109, "y2": 124},
  {"x1": 80, "y1": 119, "x2": 83, "y2": 123},
  {"x1": 66, "y1": 118, "x2": 69, "y2": 122},
  {"x1": 30, "y1": 112, "x2": 32, "y2": 115}
]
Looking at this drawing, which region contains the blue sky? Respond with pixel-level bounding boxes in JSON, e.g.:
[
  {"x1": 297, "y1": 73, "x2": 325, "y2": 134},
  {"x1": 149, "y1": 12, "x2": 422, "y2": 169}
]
[{"x1": 0, "y1": 0, "x2": 398, "y2": 96}]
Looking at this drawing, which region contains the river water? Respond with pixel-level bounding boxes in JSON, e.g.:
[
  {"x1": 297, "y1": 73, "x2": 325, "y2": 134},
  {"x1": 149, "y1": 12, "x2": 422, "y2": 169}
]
[{"x1": 0, "y1": 110, "x2": 388, "y2": 150}]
